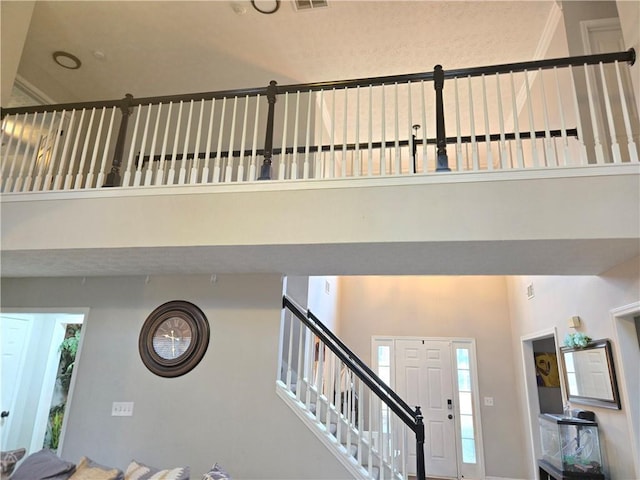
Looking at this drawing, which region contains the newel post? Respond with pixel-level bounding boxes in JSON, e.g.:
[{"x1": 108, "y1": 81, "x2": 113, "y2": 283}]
[
  {"x1": 104, "y1": 93, "x2": 134, "y2": 187},
  {"x1": 433, "y1": 65, "x2": 450, "y2": 172},
  {"x1": 258, "y1": 80, "x2": 278, "y2": 180},
  {"x1": 415, "y1": 406, "x2": 426, "y2": 480}
]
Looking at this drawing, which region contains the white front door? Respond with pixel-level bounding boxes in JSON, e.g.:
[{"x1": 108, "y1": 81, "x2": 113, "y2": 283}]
[
  {"x1": 396, "y1": 339, "x2": 457, "y2": 478},
  {"x1": 0, "y1": 315, "x2": 34, "y2": 449}
]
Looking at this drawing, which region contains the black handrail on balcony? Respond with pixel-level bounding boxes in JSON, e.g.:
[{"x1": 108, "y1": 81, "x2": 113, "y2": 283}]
[
  {"x1": 282, "y1": 295, "x2": 426, "y2": 480},
  {"x1": 1, "y1": 48, "x2": 634, "y2": 186}
]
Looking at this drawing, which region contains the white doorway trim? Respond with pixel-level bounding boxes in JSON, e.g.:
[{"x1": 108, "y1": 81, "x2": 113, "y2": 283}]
[
  {"x1": 610, "y1": 301, "x2": 640, "y2": 478},
  {"x1": 520, "y1": 327, "x2": 561, "y2": 480}
]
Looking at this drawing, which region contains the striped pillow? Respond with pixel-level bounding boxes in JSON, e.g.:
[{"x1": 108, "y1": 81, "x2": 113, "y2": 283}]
[
  {"x1": 124, "y1": 460, "x2": 189, "y2": 480},
  {"x1": 202, "y1": 464, "x2": 231, "y2": 480}
]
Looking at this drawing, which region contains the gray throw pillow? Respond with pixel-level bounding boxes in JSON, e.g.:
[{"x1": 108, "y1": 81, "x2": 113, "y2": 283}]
[{"x1": 9, "y1": 449, "x2": 75, "y2": 480}]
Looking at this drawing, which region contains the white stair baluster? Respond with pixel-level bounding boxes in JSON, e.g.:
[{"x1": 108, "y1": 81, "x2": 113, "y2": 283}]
[
  {"x1": 203, "y1": 99, "x2": 216, "y2": 183},
  {"x1": 407, "y1": 81, "x2": 413, "y2": 174},
  {"x1": 468, "y1": 76, "x2": 479, "y2": 171},
  {"x1": 342, "y1": 87, "x2": 348, "y2": 178},
  {"x1": 553, "y1": 66, "x2": 570, "y2": 166},
  {"x1": 213, "y1": 98, "x2": 226, "y2": 182},
  {"x1": 510, "y1": 71, "x2": 524, "y2": 168},
  {"x1": 328, "y1": 88, "x2": 336, "y2": 179},
  {"x1": 316, "y1": 89, "x2": 324, "y2": 179},
  {"x1": 34, "y1": 111, "x2": 57, "y2": 191},
  {"x1": 291, "y1": 91, "x2": 300, "y2": 180},
  {"x1": 14, "y1": 113, "x2": 38, "y2": 192},
  {"x1": 226, "y1": 96, "x2": 239, "y2": 183},
  {"x1": 495, "y1": 73, "x2": 508, "y2": 169},
  {"x1": 524, "y1": 70, "x2": 539, "y2": 167},
  {"x1": 420, "y1": 80, "x2": 428, "y2": 173},
  {"x1": 74, "y1": 108, "x2": 96, "y2": 189},
  {"x1": 614, "y1": 60, "x2": 638, "y2": 162},
  {"x1": 380, "y1": 84, "x2": 386, "y2": 176},
  {"x1": 568, "y1": 65, "x2": 589, "y2": 164},
  {"x1": 357, "y1": 380, "x2": 364, "y2": 466},
  {"x1": 145, "y1": 103, "x2": 162, "y2": 186},
  {"x1": 96, "y1": 107, "x2": 117, "y2": 188},
  {"x1": 43, "y1": 111, "x2": 66, "y2": 190},
  {"x1": 368, "y1": 85, "x2": 373, "y2": 176},
  {"x1": 179, "y1": 100, "x2": 194, "y2": 184},
  {"x1": 26, "y1": 112, "x2": 48, "y2": 191},
  {"x1": 122, "y1": 106, "x2": 141, "y2": 187},
  {"x1": 134, "y1": 105, "x2": 151, "y2": 187},
  {"x1": 4, "y1": 114, "x2": 26, "y2": 192},
  {"x1": 394, "y1": 82, "x2": 400, "y2": 175},
  {"x1": 540, "y1": 69, "x2": 556, "y2": 167},
  {"x1": 286, "y1": 313, "x2": 294, "y2": 389},
  {"x1": 584, "y1": 63, "x2": 605, "y2": 164},
  {"x1": 250, "y1": 95, "x2": 260, "y2": 181},
  {"x1": 296, "y1": 321, "x2": 305, "y2": 402},
  {"x1": 599, "y1": 62, "x2": 622, "y2": 163},
  {"x1": 85, "y1": 107, "x2": 106, "y2": 188},
  {"x1": 454, "y1": 77, "x2": 463, "y2": 171},
  {"x1": 54, "y1": 110, "x2": 74, "y2": 190},
  {"x1": 481, "y1": 74, "x2": 494, "y2": 170},
  {"x1": 303, "y1": 91, "x2": 312, "y2": 179},
  {"x1": 157, "y1": 101, "x2": 174, "y2": 185},
  {"x1": 354, "y1": 86, "x2": 361, "y2": 177},
  {"x1": 279, "y1": 92, "x2": 288, "y2": 180},
  {"x1": 190, "y1": 99, "x2": 205, "y2": 184},
  {"x1": 315, "y1": 341, "x2": 325, "y2": 423},
  {"x1": 367, "y1": 391, "x2": 373, "y2": 479},
  {"x1": 238, "y1": 95, "x2": 250, "y2": 182}
]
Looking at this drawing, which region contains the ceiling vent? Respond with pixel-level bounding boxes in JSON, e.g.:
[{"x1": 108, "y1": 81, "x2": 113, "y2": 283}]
[{"x1": 294, "y1": 0, "x2": 328, "y2": 11}]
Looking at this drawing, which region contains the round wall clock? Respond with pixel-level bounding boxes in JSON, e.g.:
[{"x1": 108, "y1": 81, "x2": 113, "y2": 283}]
[{"x1": 139, "y1": 300, "x2": 210, "y2": 378}]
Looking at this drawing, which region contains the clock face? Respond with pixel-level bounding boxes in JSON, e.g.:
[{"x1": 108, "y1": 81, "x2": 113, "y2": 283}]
[
  {"x1": 152, "y1": 316, "x2": 193, "y2": 360},
  {"x1": 139, "y1": 300, "x2": 210, "y2": 378}
]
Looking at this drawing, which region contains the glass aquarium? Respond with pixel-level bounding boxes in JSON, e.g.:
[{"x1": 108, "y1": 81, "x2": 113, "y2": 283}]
[{"x1": 539, "y1": 413, "x2": 604, "y2": 477}]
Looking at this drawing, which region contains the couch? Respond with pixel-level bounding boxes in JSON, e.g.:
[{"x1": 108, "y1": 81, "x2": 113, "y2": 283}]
[{"x1": 1, "y1": 448, "x2": 231, "y2": 480}]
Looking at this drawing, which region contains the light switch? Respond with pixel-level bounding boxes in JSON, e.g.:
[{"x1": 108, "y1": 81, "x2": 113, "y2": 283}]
[{"x1": 484, "y1": 397, "x2": 494, "y2": 407}]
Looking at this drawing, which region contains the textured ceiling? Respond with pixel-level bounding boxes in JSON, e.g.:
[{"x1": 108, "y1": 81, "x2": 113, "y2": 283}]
[{"x1": 14, "y1": 1, "x2": 556, "y2": 104}]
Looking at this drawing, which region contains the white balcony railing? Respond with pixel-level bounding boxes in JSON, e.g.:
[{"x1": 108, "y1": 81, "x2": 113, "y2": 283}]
[{"x1": 1, "y1": 49, "x2": 637, "y2": 194}]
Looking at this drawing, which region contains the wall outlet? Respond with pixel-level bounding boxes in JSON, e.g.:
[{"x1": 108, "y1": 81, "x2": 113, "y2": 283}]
[
  {"x1": 526, "y1": 283, "x2": 535, "y2": 299},
  {"x1": 484, "y1": 397, "x2": 494, "y2": 407},
  {"x1": 111, "y1": 401, "x2": 134, "y2": 416}
]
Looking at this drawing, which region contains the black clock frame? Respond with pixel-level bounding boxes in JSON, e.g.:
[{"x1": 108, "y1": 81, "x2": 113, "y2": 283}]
[{"x1": 139, "y1": 300, "x2": 210, "y2": 378}]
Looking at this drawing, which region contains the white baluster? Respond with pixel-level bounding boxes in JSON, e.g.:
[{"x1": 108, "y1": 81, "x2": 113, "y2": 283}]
[
  {"x1": 354, "y1": 86, "x2": 361, "y2": 177},
  {"x1": 286, "y1": 313, "x2": 294, "y2": 389},
  {"x1": 250, "y1": 95, "x2": 260, "y2": 181},
  {"x1": 306, "y1": 334, "x2": 315, "y2": 412},
  {"x1": 146, "y1": 103, "x2": 162, "y2": 186},
  {"x1": 279, "y1": 92, "x2": 288, "y2": 180},
  {"x1": 510, "y1": 71, "x2": 524, "y2": 168},
  {"x1": 495, "y1": 73, "x2": 508, "y2": 169},
  {"x1": 157, "y1": 101, "x2": 174, "y2": 185},
  {"x1": 36, "y1": 111, "x2": 57, "y2": 191},
  {"x1": 342, "y1": 87, "x2": 348, "y2": 178},
  {"x1": 213, "y1": 98, "x2": 226, "y2": 182},
  {"x1": 291, "y1": 92, "x2": 300, "y2": 180},
  {"x1": 315, "y1": 341, "x2": 325, "y2": 423},
  {"x1": 481, "y1": 74, "x2": 494, "y2": 170},
  {"x1": 4, "y1": 114, "x2": 26, "y2": 192},
  {"x1": 325, "y1": 354, "x2": 335, "y2": 434},
  {"x1": 226, "y1": 96, "x2": 239, "y2": 183},
  {"x1": 368, "y1": 85, "x2": 373, "y2": 176},
  {"x1": 134, "y1": 105, "x2": 151, "y2": 187},
  {"x1": 14, "y1": 113, "x2": 38, "y2": 192},
  {"x1": 614, "y1": 60, "x2": 638, "y2": 162},
  {"x1": 329, "y1": 88, "x2": 336, "y2": 179},
  {"x1": 167, "y1": 101, "x2": 184, "y2": 184},
  {"x1": 0, "y1": 116, "x2": 13, "y2": 184},
  {"x1": 357, "y1": 380, "x2": 364, "y2": 466},
  {"x1": 123, "y1": 106, "x2": 141, "y2": 187},
  {"x1": 584, "y1": 63, "x2": 605, "y2": 164},
  {"x1": 54, "y1": 110, "x2": 74, "y2": 190},
  {"x1": 85, "y1": 108, "x2": 106, "y2": 188},
  {"x1": 203, "y1": 99, "x2": 216, "y2": 183},
  {"x1": 420, "y1": 80, "x2": 428, "y2": 173},
  {"x1": 468, "y1": 76, "x2": 479, "y2": 171},
  {"x1": 454, "y1": 77, "x2": 463, "y2": 171},
  {"x1": 598, "y1": 62, "x2": 622, "y2": 163},
  {"x1": 524, "y1": 70, "x2": 539, "y2": 168},
  {"x1": 190, "y1": 99, "x2": 205, "y2": 184},
  {"x1": 568, "y1": 65, "x2": 588, "y2": 164},
  {"x1": 303, "y1": 91, "x2": 312, "y2": 179},
  {"x1": 74, "y1": 108, "x2": 96, "y2": 189},
  {"x1": 179, "y1": 100, "x2": 194, "y2": 184},
  {"x1": 553, "y1": 67, "x2": 570, "y2": 166},
  {"x1": 540, "y1": 69, "x2": 557, "y2": 167},
  {"x1": 96, "y1": 107, "x2": 117, "y2": 188},
  {"x1": 394, "y1": 82, "x2": 400, "y2": 175},
  {"x1": 367, "y1": 391, "x2": 373, "y2": 478},
  {"x1": 25, "y1": 112, "x2": 48, "y2": 191},
  {"x1": 238, "y1": 95, "x2": 250, "y2": 182},
  {"x1": 43, "y1": 111, "x2": 66, "y2": 190},
  {"x1": 296, "y1": 320, "x2": 305, "y2": 402},
  {"x1": 316, "y1": 89, "x2": 324, "y2": 179},
  {"x1": 407, "y1": 81, "x2": 413, "y2": 174},
  {"x1": 380, "y1": 84, "x2": 386, "y2": 176}
]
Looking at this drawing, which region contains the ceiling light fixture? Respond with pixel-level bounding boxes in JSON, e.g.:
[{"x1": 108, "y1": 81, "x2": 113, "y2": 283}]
[
  {"x1": 251, "y1": 0, "x2": 280, "y2": 14},
  {"x1": 53, "y1": 51, "x2": 82, "y2": 70}
]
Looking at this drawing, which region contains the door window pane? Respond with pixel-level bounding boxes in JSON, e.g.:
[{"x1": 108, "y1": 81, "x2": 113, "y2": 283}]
[{"x1": 456, "y1": 347, "x2": 477, "y2": 465}]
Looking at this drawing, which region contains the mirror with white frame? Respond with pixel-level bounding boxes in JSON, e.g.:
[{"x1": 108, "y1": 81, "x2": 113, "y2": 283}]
[{"x1": 560, "y1": 339, "x2": 621, "y2": 410}]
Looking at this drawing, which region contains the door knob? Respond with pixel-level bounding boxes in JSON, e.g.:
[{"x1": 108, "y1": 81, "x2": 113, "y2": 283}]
[
  {"x1": 1, "y1": 411, "x2": 9, "y2": 418},
  {"x1": 448, "y1": 414, "x2": 453, "y2": 419}
]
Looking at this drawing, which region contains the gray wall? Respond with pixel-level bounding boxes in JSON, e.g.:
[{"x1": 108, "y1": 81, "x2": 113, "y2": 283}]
[{"x1": 1, "y1": 274, "x2": 351, "y2": 480}]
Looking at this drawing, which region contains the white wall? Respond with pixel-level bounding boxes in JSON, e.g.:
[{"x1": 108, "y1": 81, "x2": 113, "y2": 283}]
[
  {"x1": 507, "y1": 256, "x2": 640, "y2": 480},
  {"x1": 336, "y1": 275, "x2": 526, "y2": 479},
  {"x1": 308, "y1": 276, "x2": 340, "y2": 333},
  {"x1": 0, "y1": 1, "x2": 34, "y2": 105},
  {"x1": 1, "y1": 274, "x2": 351, "y2": 479},
  {"x1": 616, "y1": 0, "x2": 640, "y2": 116}
]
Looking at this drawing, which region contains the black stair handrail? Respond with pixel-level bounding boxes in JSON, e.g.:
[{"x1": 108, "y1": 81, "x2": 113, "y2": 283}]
[
  {"x1": 2, "y1": 49, "x2": 634, "y2": 117},
  {"x1": 283, "y1": 295, "x2": 417, "y2": 430}
]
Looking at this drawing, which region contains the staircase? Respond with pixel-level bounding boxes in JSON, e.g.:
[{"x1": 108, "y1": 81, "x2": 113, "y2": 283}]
[{"x1": 276, "y1": 296, "x2": 425, "y2": 480}]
